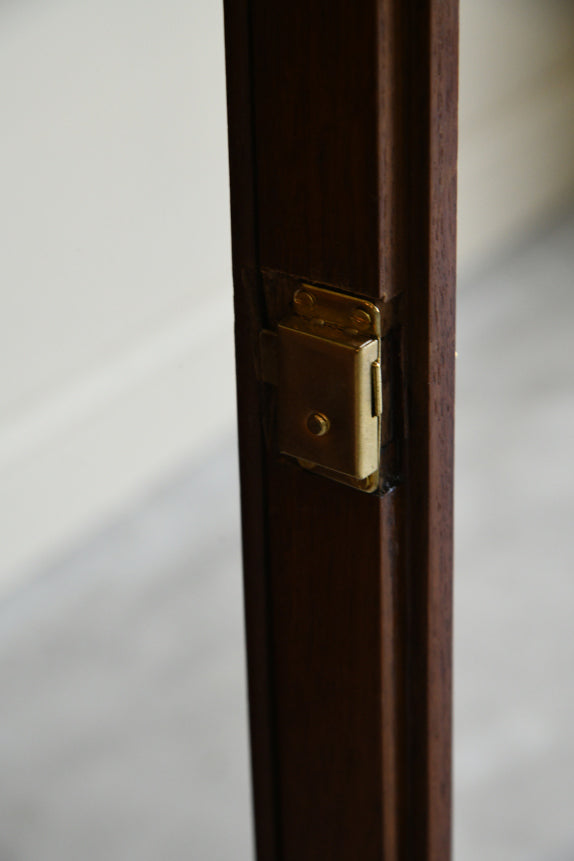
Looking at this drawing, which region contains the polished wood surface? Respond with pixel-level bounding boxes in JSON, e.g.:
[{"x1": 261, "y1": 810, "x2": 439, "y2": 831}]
[{"x1": 224, "y1": 1, "x2": 458, "y2": 858}]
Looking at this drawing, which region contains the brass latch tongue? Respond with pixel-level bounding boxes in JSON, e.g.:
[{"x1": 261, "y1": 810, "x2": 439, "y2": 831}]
[{"x1": 276, "y1": 284, "x2": 382, "y2": 493}]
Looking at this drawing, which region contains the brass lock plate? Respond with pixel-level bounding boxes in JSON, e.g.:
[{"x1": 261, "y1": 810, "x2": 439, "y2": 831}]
[{"x1": 276, "y1": 284, "x2": 382, "y2": 492}]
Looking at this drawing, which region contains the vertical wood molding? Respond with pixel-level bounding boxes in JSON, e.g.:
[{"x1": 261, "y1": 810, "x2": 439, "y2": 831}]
[
  {"x1": 224, "y1": 0, "x2": 458, "y2": 857},
  {"x1": 224, "y1": 3, "x2": 281, "y2": 858},
  {"x1": 401, "y1": 2, "x2": 458, "y2": 858}
]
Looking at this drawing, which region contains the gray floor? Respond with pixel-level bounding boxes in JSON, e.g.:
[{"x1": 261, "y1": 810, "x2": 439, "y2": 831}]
[
  {"x1": 0, "y1": 447, "x2": 251, "y2": 861},
  {"x1": 1, "y1": 211, "x2": 574, "y2": 859},
  {"x1": 454, "y1": 211, "x2": 574, "y2": 861}
]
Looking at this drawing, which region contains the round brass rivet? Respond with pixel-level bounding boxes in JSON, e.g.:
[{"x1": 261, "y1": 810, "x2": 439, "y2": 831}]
[
  {"x1": 350, "y1": 308, "x2": 371, "y2": 330},
  {"x1": 307, "y1": 412, "x2": 330, "y2": 436},
  {"x1": 294, "y1": 289, "x2": 316, "y2": 312}
]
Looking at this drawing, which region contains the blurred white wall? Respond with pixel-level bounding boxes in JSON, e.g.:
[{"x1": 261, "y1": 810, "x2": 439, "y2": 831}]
[
  {"x1": 0, "y1": 0, "x2": 235, "y2": 586},
  {"x1": 1, "y1": 0, "x2": 574, "y2": 586},
  {"x1": 458, "y1": 0, "x2": 574, "y2": 270}
]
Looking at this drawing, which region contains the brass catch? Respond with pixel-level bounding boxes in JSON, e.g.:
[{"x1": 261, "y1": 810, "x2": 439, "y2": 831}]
[{"x1": 262, "y1": 283, "x2": 383, "y2": 493}]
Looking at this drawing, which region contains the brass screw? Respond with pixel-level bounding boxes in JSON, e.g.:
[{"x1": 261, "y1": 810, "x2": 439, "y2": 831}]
[
  {"x1": 350, "y1": 308, "x2": 371, "y2": 330},
  {"x1": 293, "y1": 289, "x2": 316, "y2": 312},
  {"x1": 307, "y1": 412, "x2": 330, "y2": 436}
]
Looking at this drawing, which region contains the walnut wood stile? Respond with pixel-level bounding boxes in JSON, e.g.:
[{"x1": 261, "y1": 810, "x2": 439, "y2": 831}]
[
  {"x1": 223, "y1": 1, "x2": 458, "y2": 859},
  {"x1": 401, "y1": 3, "x2": 458, "y2": 859}
]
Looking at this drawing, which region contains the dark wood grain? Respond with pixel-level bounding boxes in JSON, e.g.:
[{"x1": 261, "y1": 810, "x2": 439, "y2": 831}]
[
  {"x1": 400, "y1": 3, "x2": 458, "y2": 859},
  {"x1": 223, "y1": 4, "x2": 281, "y2": 858},
  {"x1": 224, "y1": 0, "x2": 458, "y2": 858},
  {"x1": 268, "y1": 466, "x2": 401, "y2": 860},
  {"x1": 250, "y1": 0, "x2": 405, "y2": 300}
]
